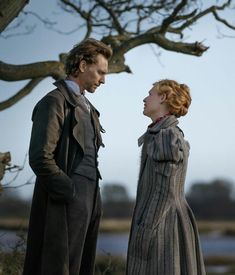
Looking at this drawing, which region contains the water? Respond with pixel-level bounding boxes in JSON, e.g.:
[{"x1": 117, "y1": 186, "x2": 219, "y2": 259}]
[
  {"x1": 1, "y1": 230, "x2": 235, "y2": 257},
  {"x1": 97, "y1": 232, "x2": 235, "y2": 257},
  {"x1": 97, "y1": 233, "x2": 129, "y2": 256},
  {"x1": 200, "y1": 234, "x2": 235, "y2": 257}
]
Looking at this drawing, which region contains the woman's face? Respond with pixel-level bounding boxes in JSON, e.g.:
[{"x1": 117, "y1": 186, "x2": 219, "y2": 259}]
[{"x1": 143, "y1": 85, "x2": 167, "y2": 120}]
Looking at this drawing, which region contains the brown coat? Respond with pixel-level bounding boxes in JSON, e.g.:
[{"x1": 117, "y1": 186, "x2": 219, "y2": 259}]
[{"x1": 23, "y1": 80, "x2": 104, "y2": 275}]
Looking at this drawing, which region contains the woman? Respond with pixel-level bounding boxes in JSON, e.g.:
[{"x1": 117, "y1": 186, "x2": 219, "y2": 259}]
[{"x1": 126, "y1": 80, "x2": 205, "y2": 275}]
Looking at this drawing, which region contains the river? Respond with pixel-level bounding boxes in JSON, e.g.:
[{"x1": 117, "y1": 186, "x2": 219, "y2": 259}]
[{"x1": 1, "y1": 230, "x2": 235, "y2": 257}]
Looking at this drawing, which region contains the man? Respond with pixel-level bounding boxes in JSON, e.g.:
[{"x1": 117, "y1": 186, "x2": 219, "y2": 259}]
[{"x1": 23, "y1": 38, "x2": 112, "y2": 275}]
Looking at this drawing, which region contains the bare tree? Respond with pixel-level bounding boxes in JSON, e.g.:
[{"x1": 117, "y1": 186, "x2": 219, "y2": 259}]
[{"x1": 1, "y1": 0, "x2": 235, "y2": 110}]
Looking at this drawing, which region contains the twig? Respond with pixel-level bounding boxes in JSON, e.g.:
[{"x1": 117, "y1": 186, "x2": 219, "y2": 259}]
[
  {"x1": 3, "y1": 153, "x2": 28, "y2": 186},
  {"x1": 148, "y1": 44, "x2": 165, "y2": 68},
  {"x1": 3, "y1": 174, "x2": 35, "y2": 190}
]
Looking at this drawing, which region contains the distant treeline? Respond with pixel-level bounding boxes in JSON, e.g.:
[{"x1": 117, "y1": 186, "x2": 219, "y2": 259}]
[
  {"x1": 0, "y1": 188, "x2": 30, "y2": 219},
  {"x1": 186, "y1": 179, "x2": 235, "y2": 220},
  {"x1": 0, "y1": 178, "x2": 235, "y2": 221},
  {"x1": 101, "y1": 179, "x2": 235, "y2": 220}
]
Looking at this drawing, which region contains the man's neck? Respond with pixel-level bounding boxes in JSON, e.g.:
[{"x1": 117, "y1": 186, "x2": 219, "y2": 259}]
[{"x1": 67, "y1": 76, "x2": 85, "y2": 94}]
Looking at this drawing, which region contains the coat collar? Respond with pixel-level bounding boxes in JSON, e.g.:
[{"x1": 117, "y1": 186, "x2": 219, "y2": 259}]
[
  {"x1": 148, "y1": 115, "x2": 178, "y2": 133},
  {"x1": 54, "y1": 80, "x2": 80, "y2": 107},
  {"x1": 53, "y1": 79, "x2": 100, "y2": 116},
  {"x1": 138, "y1": 115, "x2": 178, "y2": 146}
]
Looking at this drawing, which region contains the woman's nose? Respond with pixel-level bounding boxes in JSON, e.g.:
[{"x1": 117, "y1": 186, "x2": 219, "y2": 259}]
[{"x1": 100, "y1": 75, "x2": 105, "y2": 84}]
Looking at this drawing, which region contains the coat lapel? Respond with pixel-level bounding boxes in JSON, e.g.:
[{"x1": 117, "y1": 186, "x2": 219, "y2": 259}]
[
  {"x1": 54, "y1": 80, "x2": 86, "y2": 152},
  {"x1": 53, "y1": 80, "x2": 104, "y2": 152}
]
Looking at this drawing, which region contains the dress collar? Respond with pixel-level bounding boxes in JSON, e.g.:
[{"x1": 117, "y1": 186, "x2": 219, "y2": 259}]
[
  {"x1": 138, "y1": 115, "x2": 178, "y2": 147},
  {"x1": 148, "y1": 113, "x2": 171, "y2": 128}
]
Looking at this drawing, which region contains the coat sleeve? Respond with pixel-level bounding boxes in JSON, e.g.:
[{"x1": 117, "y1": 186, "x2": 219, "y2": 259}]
[
  {"x1": 148, "y1": 127, "x2": 183, "y2": 176},
  {"x1": 29, "y1": 94, "x2": 75, "y2": 203}
]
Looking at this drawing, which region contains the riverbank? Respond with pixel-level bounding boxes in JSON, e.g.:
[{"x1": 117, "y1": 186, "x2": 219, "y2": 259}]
[
  {"x1": 1, "y1": 226, "x2": 235, "y2": 274},
  {"x1": 1, "y1": 251, "x2": 235, "y2": 275},
  {"x1": 1, "y1": 218, "x2": 235, "y2": 235}
]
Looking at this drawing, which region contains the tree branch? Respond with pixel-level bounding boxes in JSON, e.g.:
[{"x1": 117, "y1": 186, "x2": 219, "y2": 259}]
[
  {"x1": 96, "y1": 0, "x2": 125, "y2": 35},
  {"x1": 173, "y1": 0, "x2": 233, "y2": 32},
  {"x1": 59, "y1": 0, "x2": 95, "y2": 40},
  {"x1": 22, "y1": 11, "x2": 57, "y2": 27},
  {"x1": 107, "y1": 33, "x2": 209, "y2": 61},
  {"x1": 212, "y1": 10, "x2": 235, "y2": 30},
  {"x1": 0, "y1": 24, "x2": 36, "y2": 39},
  {"x1": 160, "y1": 0, "x2": 188, "y2": 33},
  {"x1": 3, "y1": 174, "x2": 35, "y2": 189},
  {"x1": 0, "y1": 60, "x2": 66, "y2": 81},
  {"x1": 0, "y1": 0, "x2": 29, "y2": 33},
  {"x1": 0, "y1": 78, "x2": 44, "y2": 111},
  {"x1": 60, "y1": 0, "x2": 90, "y2": 20}
]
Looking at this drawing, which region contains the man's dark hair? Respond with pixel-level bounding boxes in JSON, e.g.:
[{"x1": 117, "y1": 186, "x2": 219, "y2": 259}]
[{"x1": 65, "y1": 38, "x2": 112, "y2": 76}]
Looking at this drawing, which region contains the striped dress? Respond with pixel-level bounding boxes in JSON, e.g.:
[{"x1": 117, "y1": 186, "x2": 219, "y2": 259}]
[{"x1": 126, "y1": 116, "x2": 206, "y2": 275}]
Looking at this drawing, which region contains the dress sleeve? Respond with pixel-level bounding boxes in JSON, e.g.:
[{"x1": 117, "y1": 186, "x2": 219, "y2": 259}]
[{"x1": 148, "y1": 127, "x2": 183, "y2": 176}]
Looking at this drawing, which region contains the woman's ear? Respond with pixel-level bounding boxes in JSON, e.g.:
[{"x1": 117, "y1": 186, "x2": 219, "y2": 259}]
[
  {"x1": 79, "y1": 60, "x2": 87, "y2": 73},
  {"x1": 160, "y1": 93, "x2": 167, "y2": 104}
]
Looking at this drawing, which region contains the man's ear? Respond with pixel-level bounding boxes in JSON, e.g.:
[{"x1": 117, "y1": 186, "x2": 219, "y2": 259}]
[{"x1": 79, "y1": 60, "x2": 87, "y2": 73}]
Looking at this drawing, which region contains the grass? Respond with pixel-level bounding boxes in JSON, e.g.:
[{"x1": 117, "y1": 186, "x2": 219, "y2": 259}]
[
  {"x1": 2, "y1": 218, "x2": 235, "y2": 236},
  {"x1": 0, "y1": 248, "x2": 126, "y2": 275},
  {"x1": 0, "y1": 218, "x2": 131, "y2": 233},
  {"x1": 100, "y1": 219, "x2": 235, "y2": 235},
  {"x1": 95, "y1": 255, "x2": 126, "y2": 275},
  {"x1": 99, "y1": 219, "x2": 131, "y2": 233},
  {"x1": 1, "y1": 252, "x2": 235, "y2": 275},
  {"x1": 0, "y1": 231, "x2": 26, "y2": 275},
  {"x1": 0, "y1": 218, "x2": 28, "y2": 231},
  {"x1": 205, "y1": 256, "x2": 235, "y2": 275},
  {"x1": 197, "y1": 221, "x2": 235, "y2": 236}
]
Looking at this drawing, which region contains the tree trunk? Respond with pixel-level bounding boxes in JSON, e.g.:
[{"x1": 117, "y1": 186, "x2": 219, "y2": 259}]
[{"x1": 0, "y1": 0, "x2": 29, "y2": 33}]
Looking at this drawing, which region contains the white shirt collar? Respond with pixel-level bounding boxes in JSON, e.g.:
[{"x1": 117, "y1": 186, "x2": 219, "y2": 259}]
[
  {"x1": 65, "y1": 80, "x2": 90, "y2": 113},
  {"x1": 65, "y1": 80, "x2": 82, "y2": 96}
]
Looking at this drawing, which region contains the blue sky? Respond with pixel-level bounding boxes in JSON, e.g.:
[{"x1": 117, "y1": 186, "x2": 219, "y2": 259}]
[{"x1": 0, "y1": 0, "x2": 235, "y2": 199}]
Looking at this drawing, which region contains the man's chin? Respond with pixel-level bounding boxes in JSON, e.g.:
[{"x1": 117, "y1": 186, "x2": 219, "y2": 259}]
[{"x1": 86, "y1": 89, "x2": 96, "y2": 93}]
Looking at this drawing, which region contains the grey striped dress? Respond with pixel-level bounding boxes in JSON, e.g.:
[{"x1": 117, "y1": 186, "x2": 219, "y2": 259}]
[{"x1": 126, "y1": 116, "x2": 206, "y2": 275}]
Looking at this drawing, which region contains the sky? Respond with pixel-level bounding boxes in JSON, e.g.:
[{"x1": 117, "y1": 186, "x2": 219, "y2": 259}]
[{"x1": 0, "y1": 0, "x2": 235, "y2": 200}]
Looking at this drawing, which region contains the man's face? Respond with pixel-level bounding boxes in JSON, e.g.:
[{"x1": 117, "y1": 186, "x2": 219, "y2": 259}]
[
  {"x1": 143, "y1": 85, "x2": 165, "y2": 119},
  {"x1": 79, "y1": 54, "x2": 108, "y2": 93}
]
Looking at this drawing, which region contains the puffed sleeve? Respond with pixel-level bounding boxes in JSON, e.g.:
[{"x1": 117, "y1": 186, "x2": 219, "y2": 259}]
[{"x1": 147, "y1": 127, "x2": 183, "y2": 176}]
